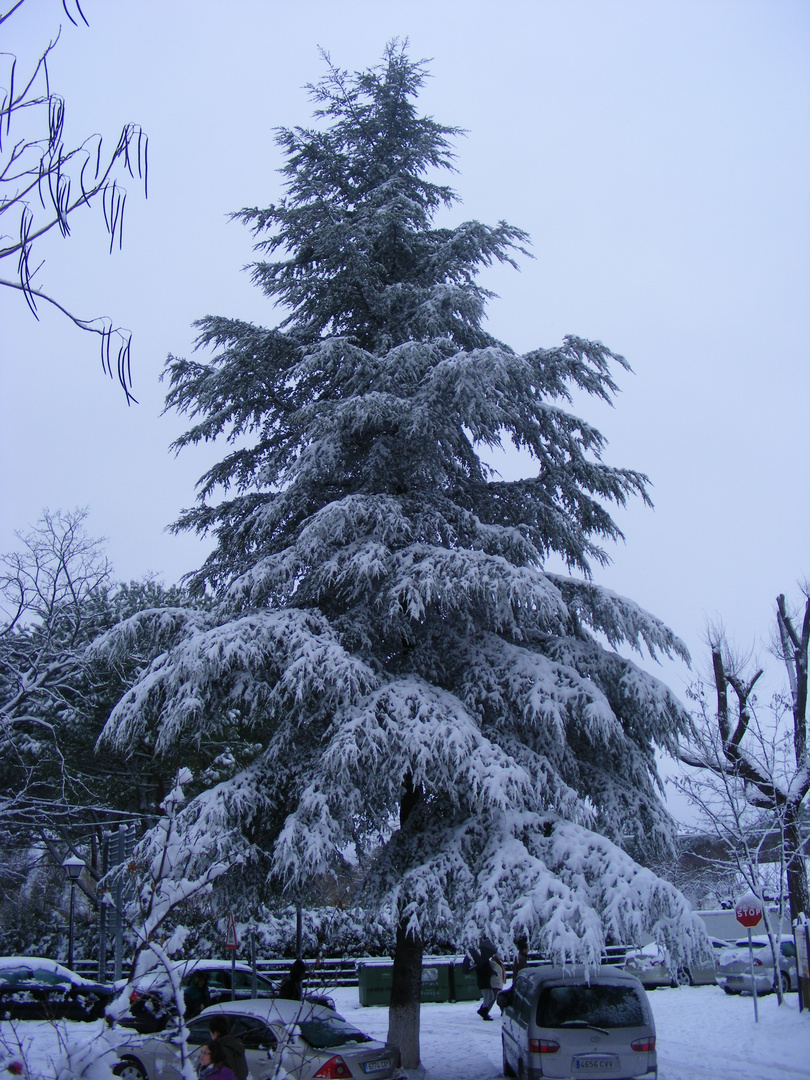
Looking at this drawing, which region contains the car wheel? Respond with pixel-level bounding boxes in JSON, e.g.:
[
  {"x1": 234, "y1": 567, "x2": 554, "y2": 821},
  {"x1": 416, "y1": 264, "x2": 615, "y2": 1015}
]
[
  {"x1": 777, "y1": 971, "x2": 790, "y2": 993},
  {"x1": 502, "y1": 1039, "x2": 516, "y2": 1078},
  {"x1": 722, "y1": 986, "x2": 740, "y2": 995},
  {"x1": 113, "y1": 1058, "x2": 148, "y2": 1080},
  {"x1": 675, "y1": 967, "x2": 692, "y2": 987}
]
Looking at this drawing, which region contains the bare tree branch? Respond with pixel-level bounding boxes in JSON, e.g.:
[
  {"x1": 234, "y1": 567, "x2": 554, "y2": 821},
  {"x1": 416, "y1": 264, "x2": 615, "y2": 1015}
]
[{"x1": 1, "y1": 3, "x2": 147, "y2": 401}]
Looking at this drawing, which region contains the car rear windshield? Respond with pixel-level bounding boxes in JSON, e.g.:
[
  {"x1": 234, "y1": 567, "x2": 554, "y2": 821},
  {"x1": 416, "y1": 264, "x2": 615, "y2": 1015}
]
[
  {"x1": 298, "y1": 1017, "x2": 372, "y2": 1049},
  {"x1": 537, "y1": 984, "x2": 645, "y2": 1029}
]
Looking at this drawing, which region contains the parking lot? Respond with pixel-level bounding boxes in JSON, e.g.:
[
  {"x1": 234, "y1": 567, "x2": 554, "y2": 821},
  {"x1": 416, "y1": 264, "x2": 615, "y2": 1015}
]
[{"x1": 2, "y1": 982, "x2": 807, "y2": 1080}]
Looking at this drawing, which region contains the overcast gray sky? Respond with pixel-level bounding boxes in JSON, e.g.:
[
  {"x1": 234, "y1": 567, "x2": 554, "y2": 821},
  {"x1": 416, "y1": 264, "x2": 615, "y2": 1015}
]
[{"x1": 2, "y1": 0, "x2": 808, "y2": 817}]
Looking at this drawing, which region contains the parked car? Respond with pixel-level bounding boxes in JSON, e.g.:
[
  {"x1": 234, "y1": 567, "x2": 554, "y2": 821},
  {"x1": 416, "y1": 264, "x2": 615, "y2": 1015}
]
[
  {"x1": 113, "y1": 997, "x2": 401, "y2": 1080},
  {"x1": 116, "y1": 960, "x2": 279, "y2": 1033},
  {"x1": 0, "y1": 957, "x2": 114, "y2": 1022},
  {"x1": 500, "y1": 965, "x2": 657, "y2": 1080},
  {"x1": 623, "y1": 938, "x2": 724, "y2": 988},
  {"x1": 716, "y1": 935, "x2": 798, "y2": 995}
]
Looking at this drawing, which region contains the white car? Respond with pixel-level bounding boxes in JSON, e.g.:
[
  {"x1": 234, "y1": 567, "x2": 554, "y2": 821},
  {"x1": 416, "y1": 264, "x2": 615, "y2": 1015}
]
[
  {"x1": 716, "y1": 935, "x2": 798, "y2": 995},
  {"x1": 114, "y1": 997, "x2": 401, "y2": 1080},
  {"x1": 623, "y1": 939, "x2": 724, "y2": 988},
  {"x1": 501, "y1": 965, "x2": 657, "y2": 1080}
]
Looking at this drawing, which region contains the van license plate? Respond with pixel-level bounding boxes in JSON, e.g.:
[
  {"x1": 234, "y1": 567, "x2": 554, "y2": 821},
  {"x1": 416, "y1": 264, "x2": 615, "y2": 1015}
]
[{"x1": 573, "y1": 1055, "x2": 619, "y2": 1071}]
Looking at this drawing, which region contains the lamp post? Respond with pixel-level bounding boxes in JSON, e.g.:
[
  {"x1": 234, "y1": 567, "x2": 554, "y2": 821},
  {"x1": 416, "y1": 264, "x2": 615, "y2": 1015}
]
[{"x1": 62, "y1": 854, "x2": 85, "y2": 970}]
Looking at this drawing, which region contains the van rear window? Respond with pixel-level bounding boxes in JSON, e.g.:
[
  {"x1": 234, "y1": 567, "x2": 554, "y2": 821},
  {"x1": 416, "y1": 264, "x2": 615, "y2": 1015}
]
[{"x1": 537, "y1": 984, "x2": 645, "y2": 1029}]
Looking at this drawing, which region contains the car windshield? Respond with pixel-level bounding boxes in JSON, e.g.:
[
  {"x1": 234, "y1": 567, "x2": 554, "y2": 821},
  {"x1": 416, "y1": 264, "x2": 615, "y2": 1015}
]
[
  {"x1": 298, "y1": 1017, "x2": 372, "y2": 1049},
  {"x1": 0, "y1": 967, "x2": 70, "y2": 986},
  {"x1": 537, "y1": 984, "x2": 645, "y2": 1029},
  {"x1": 28, "y1": 969, "x2": 71, "y2": 986},
  {"x1": 0, "y1": 968, "x2": 32, "y2": 986}
]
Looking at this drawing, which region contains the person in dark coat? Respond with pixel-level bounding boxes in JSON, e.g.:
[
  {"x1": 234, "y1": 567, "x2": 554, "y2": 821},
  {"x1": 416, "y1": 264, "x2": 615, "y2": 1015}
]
[
  {"x1": 208, "y1": 1015, "x2": 248, "y2": 1080},
  {"x1": 468, "y1": 936, "x2": 497, "y2": 1020},
  {"x1": 184, "y1": 971, "x2": 211, "y2": 1020},
  {"x1": 278, "y1": 958, "x2": 308, "y2": 1001}
]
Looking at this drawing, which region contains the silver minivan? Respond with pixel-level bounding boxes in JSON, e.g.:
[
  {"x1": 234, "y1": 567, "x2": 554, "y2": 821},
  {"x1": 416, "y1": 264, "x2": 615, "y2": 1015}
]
[{"x1": 501, "y1": 965, "x2": 657, "y2": 1080}]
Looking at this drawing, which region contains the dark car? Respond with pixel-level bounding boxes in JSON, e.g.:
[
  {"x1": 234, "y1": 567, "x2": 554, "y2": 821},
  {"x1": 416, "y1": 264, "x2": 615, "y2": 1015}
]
[
  {"x1": 118, "y1": 960, "x2": 279, "y2": 1033},
  {"x1": 0, "y1": 957, "x2": 114, "y2": 1022}
]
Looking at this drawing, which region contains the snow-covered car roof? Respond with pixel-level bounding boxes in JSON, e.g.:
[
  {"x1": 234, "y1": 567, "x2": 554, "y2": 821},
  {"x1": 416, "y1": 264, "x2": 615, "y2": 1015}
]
[
  {"x1": 625, "y1": 943, "x2": 666, "y2": 959},
  {"x1": 0, "y1": 957, "x2": 108, "y2": 989},
  {"x1": 129, "y1": 958, "x2": 258, "y2": 988},
  {"x1": 517, "y1": 964, "x2": 646, "y2": 986},
  {"x1": 198, "y1": 997, "x2": 339, "y2": 1024},
  {"x1": 727, "y1": 934, "x2": 793, "y2": 948}
]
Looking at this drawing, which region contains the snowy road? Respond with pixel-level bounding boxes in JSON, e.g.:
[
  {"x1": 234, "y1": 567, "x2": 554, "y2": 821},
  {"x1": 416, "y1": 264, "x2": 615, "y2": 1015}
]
[
  {"x1": 331, "y1": 984, "x2": 809, "y2": 1080},
  {"x1": 1, "y1": 984, "x2": 807, "y2": 1080}
]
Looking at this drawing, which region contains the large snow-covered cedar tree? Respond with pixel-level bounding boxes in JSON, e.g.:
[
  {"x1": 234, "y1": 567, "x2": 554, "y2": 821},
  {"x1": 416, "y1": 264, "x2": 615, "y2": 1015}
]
[{"x1": 97, "y1": 44, "x2": 705, "y2": 1066}]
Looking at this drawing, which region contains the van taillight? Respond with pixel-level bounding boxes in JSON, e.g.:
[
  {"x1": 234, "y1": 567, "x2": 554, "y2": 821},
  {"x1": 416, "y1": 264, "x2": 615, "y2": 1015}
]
[
  {"x1": 528, "y1": 1039, "x2": 560, "y2": 1053},
  {"x1": 631, "y1": 1037, "x2": 656, "y2": 1052}
]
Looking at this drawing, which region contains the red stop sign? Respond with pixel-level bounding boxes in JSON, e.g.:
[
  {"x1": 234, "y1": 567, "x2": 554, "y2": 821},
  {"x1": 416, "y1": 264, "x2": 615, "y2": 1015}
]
[{"x1": 735, "y1": 893, "x2": 763, "y2": 928}]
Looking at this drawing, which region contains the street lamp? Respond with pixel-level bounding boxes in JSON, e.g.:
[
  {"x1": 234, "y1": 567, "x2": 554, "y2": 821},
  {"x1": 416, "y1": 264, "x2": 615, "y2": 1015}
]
[{"x1": 62, "y1": 854, "x2": 85, "y2": 970}]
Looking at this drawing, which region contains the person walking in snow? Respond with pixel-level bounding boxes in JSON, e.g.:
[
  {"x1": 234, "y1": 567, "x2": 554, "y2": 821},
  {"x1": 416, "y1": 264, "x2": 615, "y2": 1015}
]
[
  {"x1": 478, "y1": 953, "x2": 506, "y2": 1020},
  {"x1": 469, "y1": 936, "x2": 502, "y2": 1020}
]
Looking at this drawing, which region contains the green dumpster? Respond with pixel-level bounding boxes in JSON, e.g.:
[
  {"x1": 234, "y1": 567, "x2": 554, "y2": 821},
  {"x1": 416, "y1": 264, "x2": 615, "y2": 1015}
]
[
  {"x1": 420, "y1": 961, "x2": 452, "y2": 1003},
  {"x1": 357, "y1": 961, "x2": 394, "y2": 1006},
  {"x1": 357, "y1": 959, "x2": 454, "y2": 1005},
  {"x1": 450, "y1": 960, "x2": 482, "y2": 1002}
]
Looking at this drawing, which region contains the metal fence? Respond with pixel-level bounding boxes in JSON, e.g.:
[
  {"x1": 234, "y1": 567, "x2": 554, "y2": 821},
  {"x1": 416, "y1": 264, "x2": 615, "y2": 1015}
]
[
  {"x1": 74, "y1": 946, "x2": 633, "y2": 987},
  {"x1": 72, "y1": 956, "x2": 361, "y2": 987}
]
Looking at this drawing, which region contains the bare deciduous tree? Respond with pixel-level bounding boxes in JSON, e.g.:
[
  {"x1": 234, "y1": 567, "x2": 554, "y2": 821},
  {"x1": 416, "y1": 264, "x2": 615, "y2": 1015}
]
[
  {"x1": 676, "y1": 587, "x2": 810, "y2": 926},
  {"x1": 0, "y1": 507, "x2": 114, "y2": 833}
]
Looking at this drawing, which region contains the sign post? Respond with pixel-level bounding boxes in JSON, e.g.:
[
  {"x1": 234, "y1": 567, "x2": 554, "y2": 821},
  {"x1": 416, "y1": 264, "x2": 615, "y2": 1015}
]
[
  {"x1": 735, "y1": 892, "x2": 763, "y2": 1023},
  {"x1": 225, "y1": 911, "x2": 239, "y2": 1001}
]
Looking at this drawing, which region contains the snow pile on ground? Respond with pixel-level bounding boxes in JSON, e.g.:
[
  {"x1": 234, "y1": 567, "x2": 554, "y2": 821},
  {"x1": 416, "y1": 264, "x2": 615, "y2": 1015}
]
[{"x1": 1, "y1": 984, "x2": 807, "y2": 1080}]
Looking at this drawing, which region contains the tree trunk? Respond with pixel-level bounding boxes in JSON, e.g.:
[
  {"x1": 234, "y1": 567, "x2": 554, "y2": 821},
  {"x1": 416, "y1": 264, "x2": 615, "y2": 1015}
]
[
  {"x1": 785, "y1": 802, "x2": 810, "y2": 923},
  {"x1": 387, "y1": 772, "x2": 423, "y2": 1069},
  {"x1": 387, "y1": 914, "x2": 423, "y2": 1070}
]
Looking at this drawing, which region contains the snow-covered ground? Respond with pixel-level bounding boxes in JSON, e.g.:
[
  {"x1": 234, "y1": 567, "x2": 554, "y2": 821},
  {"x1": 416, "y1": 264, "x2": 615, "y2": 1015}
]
[{"x1": 1, "y1": 984, "x2": 807, "y2": 1080}]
